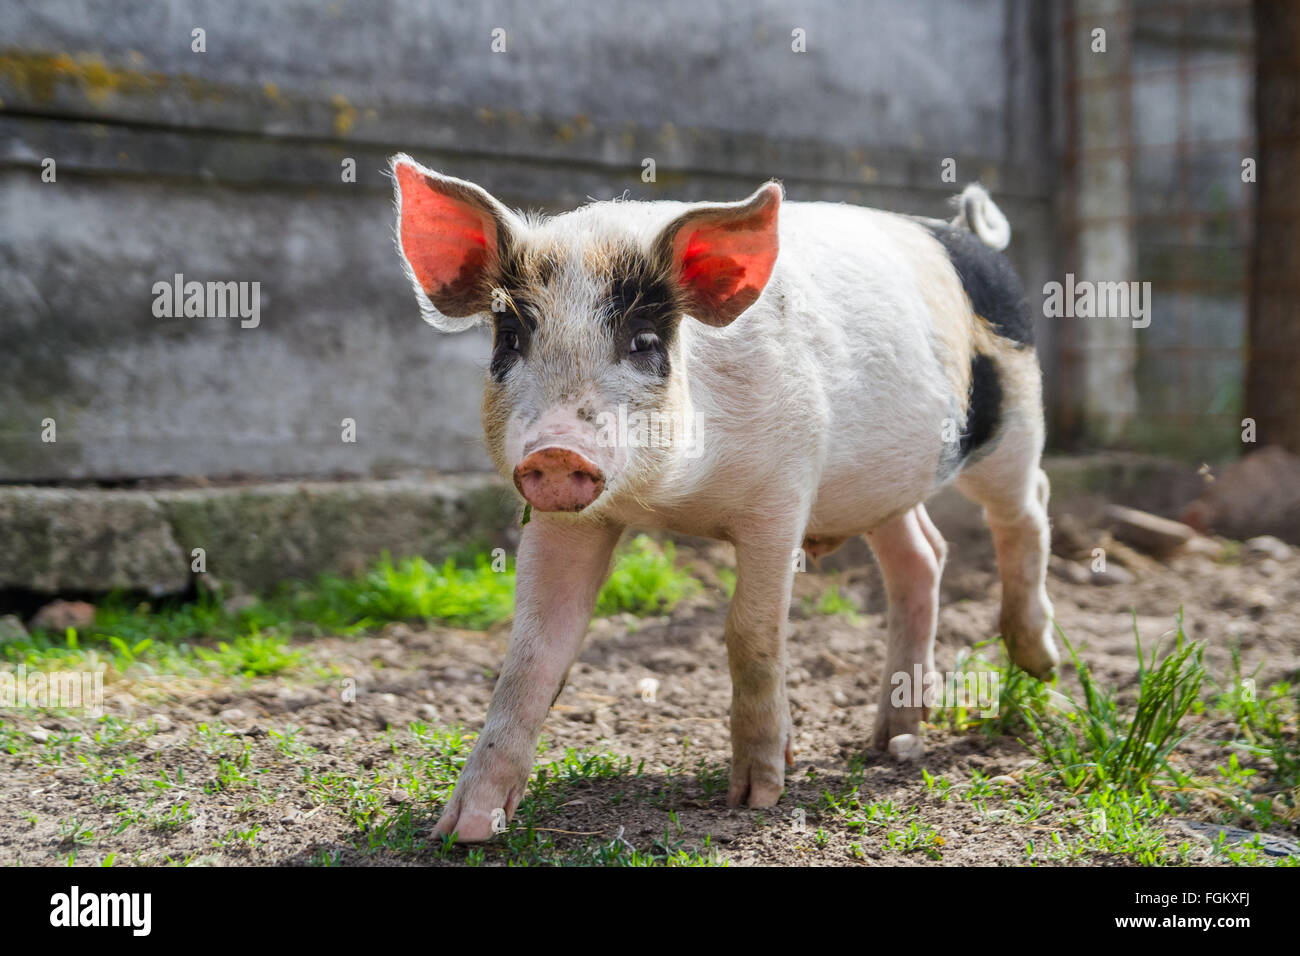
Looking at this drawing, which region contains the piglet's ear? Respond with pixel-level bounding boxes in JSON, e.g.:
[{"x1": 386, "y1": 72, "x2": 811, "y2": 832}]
[
  {"x1": 390, "y1": 154, "x2": 517, "y2": 331},
  {"x1": 654, "y1": 181, "x2": 782, "y2": 327}
]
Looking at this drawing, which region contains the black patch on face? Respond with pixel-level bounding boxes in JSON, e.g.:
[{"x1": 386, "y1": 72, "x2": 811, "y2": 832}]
[
  {"x1": 960, "y1": 352, "x2": 1002, "y2": 461},
  {"x1": 487, "y1": 244, "x2": 541, "y2": 382},
  {"x1": 925, "y1": 223, "x2": 1033, "y2": 347},
  {"x1": 603, "y1": 254, "x2": 681, "y2": 379},
  {"x1": 489, "y1": 311, "x2": 528, "y2": 381}
]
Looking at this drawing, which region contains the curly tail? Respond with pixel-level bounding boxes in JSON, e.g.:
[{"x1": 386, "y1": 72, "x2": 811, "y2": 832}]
[{"x1": 951, "y1": 184, "x2": 1011, "y2": 251}]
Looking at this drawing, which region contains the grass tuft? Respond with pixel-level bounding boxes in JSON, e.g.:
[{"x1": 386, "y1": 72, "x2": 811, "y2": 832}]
[
  {"x1": 595, "y1": 535, "x2": 699, "y2": 616},
  {"x1": 1022, "y1": 611, "x2": 1205, "y2": 792}
]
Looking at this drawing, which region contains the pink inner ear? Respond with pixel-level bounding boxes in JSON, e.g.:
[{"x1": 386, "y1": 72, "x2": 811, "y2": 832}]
[
  {"x1": 396, "y1": 163, "x2": 497, "y2": 298},
  {"x1": 673, "y1": 202, "x2": 779, "y2": 323}
]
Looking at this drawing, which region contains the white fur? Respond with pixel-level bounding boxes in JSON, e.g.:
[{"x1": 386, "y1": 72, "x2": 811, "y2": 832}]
[{"x1": 552, "y1": 198, "x2": 967, "y2": 541}]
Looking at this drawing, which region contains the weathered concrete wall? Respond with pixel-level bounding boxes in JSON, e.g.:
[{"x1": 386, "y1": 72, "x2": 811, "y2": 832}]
[
  {"x1": 0, "y1": 0, "x2": 1059, "y2": 481},
  {"x1": 0, "y1": 475, "x2": 518, "y2": 595},
  {"x1": 0, "y1": 456, "x2": 1203, "y2": 597}
]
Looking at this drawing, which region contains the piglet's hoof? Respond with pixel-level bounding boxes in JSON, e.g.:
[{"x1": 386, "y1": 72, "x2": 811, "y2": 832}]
[{"x1": 887, "y1": 733, "x2": 924, "y2": 763}]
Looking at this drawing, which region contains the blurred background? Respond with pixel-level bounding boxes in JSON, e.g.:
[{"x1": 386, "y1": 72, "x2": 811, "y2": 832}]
[{"x1": 1, "y1": 0, "x2": 1297, "y2": 592}]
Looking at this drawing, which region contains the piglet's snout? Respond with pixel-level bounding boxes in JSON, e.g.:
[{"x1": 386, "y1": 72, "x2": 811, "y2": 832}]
[{"x1": 513, "y1": 447, "x2": 606, "y2": 512}]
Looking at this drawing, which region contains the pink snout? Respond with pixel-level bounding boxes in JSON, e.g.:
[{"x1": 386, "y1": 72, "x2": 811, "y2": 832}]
[{"x1": 513, "y1": 446, "x2": 606, "y2": 512}]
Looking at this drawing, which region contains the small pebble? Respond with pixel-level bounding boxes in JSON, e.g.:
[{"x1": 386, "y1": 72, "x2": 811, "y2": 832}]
[
  {"x1": 1245, "y1": 535, "x2": 1292, "y2": 562},
  {"x1": 888, "y1": 733, "x2": 923, "y2": 762}
]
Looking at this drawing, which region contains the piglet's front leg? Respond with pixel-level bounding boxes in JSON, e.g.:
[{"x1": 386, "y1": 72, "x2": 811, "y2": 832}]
[
  {"x1": 433, "y1": 516, "x2": 622, "y2": 842},
  {"x1": 725, "y1": 530, "x2": 799, "y2": 808}
]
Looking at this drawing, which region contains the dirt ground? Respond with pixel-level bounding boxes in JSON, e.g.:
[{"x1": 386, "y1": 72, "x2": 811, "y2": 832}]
[{"x1": 2, "y1": 488, "x2": 1298, "y2": 866}]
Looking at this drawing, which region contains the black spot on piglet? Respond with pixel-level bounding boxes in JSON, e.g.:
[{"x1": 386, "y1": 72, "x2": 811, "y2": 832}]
[
  {"x1": 926, "y1": 223, "x2": 1033, "y2": 347},
  {"x1": 960, "y1": 353, "x2": 1002, "y2": 461}
]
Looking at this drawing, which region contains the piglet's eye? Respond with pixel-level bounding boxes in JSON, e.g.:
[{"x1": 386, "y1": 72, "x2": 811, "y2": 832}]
[
  {"x1": 498, "y1": 328, "x2": 521, "y2": 353},
  {"x1": 630, "y1": 331, "x2": 659, "y2": 354}
]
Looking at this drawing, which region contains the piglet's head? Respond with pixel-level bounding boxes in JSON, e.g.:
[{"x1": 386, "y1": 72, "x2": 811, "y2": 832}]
[{"x1": 392, "y1": 153, "x2": 781, "y2": 515}]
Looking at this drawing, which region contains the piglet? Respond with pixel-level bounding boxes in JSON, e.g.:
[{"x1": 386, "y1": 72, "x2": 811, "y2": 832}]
[{"x1": 391, "y1": 155, "x2": 1058, "y2": 841}]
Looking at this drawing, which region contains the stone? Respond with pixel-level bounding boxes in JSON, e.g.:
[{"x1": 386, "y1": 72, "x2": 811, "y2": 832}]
[
  {"x1": 156, "y1": 476, "x2": 514, "y2": 593},
  {"x1": 1050, "y1": 513, "x2": 1093, "y2": 560},
  {"x1": 0, "y1": 476, "x2": 513, "y2": 597},
  {"x1": 30, "y1": 599, "x2": 96, "y2": 632},
  {"x1": 1089, "y1": 563, "x2": 1135, "y2": 586},
  {"x1": 1173, "y1": 819, "x2": 1300, "y2": 858},
  {"x1": 1181, "y1": 535, "x2": 1225, "y2": 559},
  {"x1": 223, "y1": 594, "x2": 259, "y2": 615},
  {"x1": 1255, "y1": 558, "x2": 1283, "y2": 578},
  {"x1": 1049, "y1": 555, "x2": 1091, "y2": 585},
  {"x1": 1104, "y1": 504, "x2": 1195, "y2": 556},
  {"x1": 887, "y1": 733, "x2": 924, "y2": 763},
  {"x1": 1244, "y1": 535, "x2": 1292, "y2": 562},
  {"x1": 0, "y1": 488, "x2": 189, "y2": 595},
  {"x1": 0, "y1": 614, "x2": 28, "y2": 643},
  {"x1": 1181, "y1": 446, "x2": 1300, "y2": 545},
  {"x1": 1243, "y1": 586, "x2": 1275, "y2": 614}
]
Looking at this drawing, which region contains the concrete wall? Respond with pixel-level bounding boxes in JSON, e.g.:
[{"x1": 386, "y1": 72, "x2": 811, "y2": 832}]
[{"x1": 0, "y1": 0, "x2": 1059, "y2": 482}]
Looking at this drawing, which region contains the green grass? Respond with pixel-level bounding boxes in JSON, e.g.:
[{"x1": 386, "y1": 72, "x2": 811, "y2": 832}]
[
  {"x1": 812, "y1": 762, "x2": 948, "y2": 861},
  {"x1": 717, "y1": 566, "x2": 737, "y2": 599},
  {"x1": 193, "y1": 629, "x2": 304, "y2": 678},
  {"x1": 308, "y1": 554, "x2": 516, "y2": 630},
  {"x1": 803, "y1": 581, "x2": 862, "y2": 621},
  {"x1": 936, "y1": 640, "x2": 1053, "y2": 740},
  {"x1": 0, "y1": 537, "x2": 701, "y2": 681},
  {"x1": 1218, "y1": 648, "x2": 1299, "y2": 791},
  {"x1": 594, "y1": 535, "x2": 699, "y2": 616},
  {"x1": 920, "y1": 613, "x2": 1297, "y2": 866},
  {"x1": 1022, "y1": 613, "x2": 1205, "y2": 792},
  {"x1": 1205, "y1": 645, "x2": 1299, "y2": 830}
]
